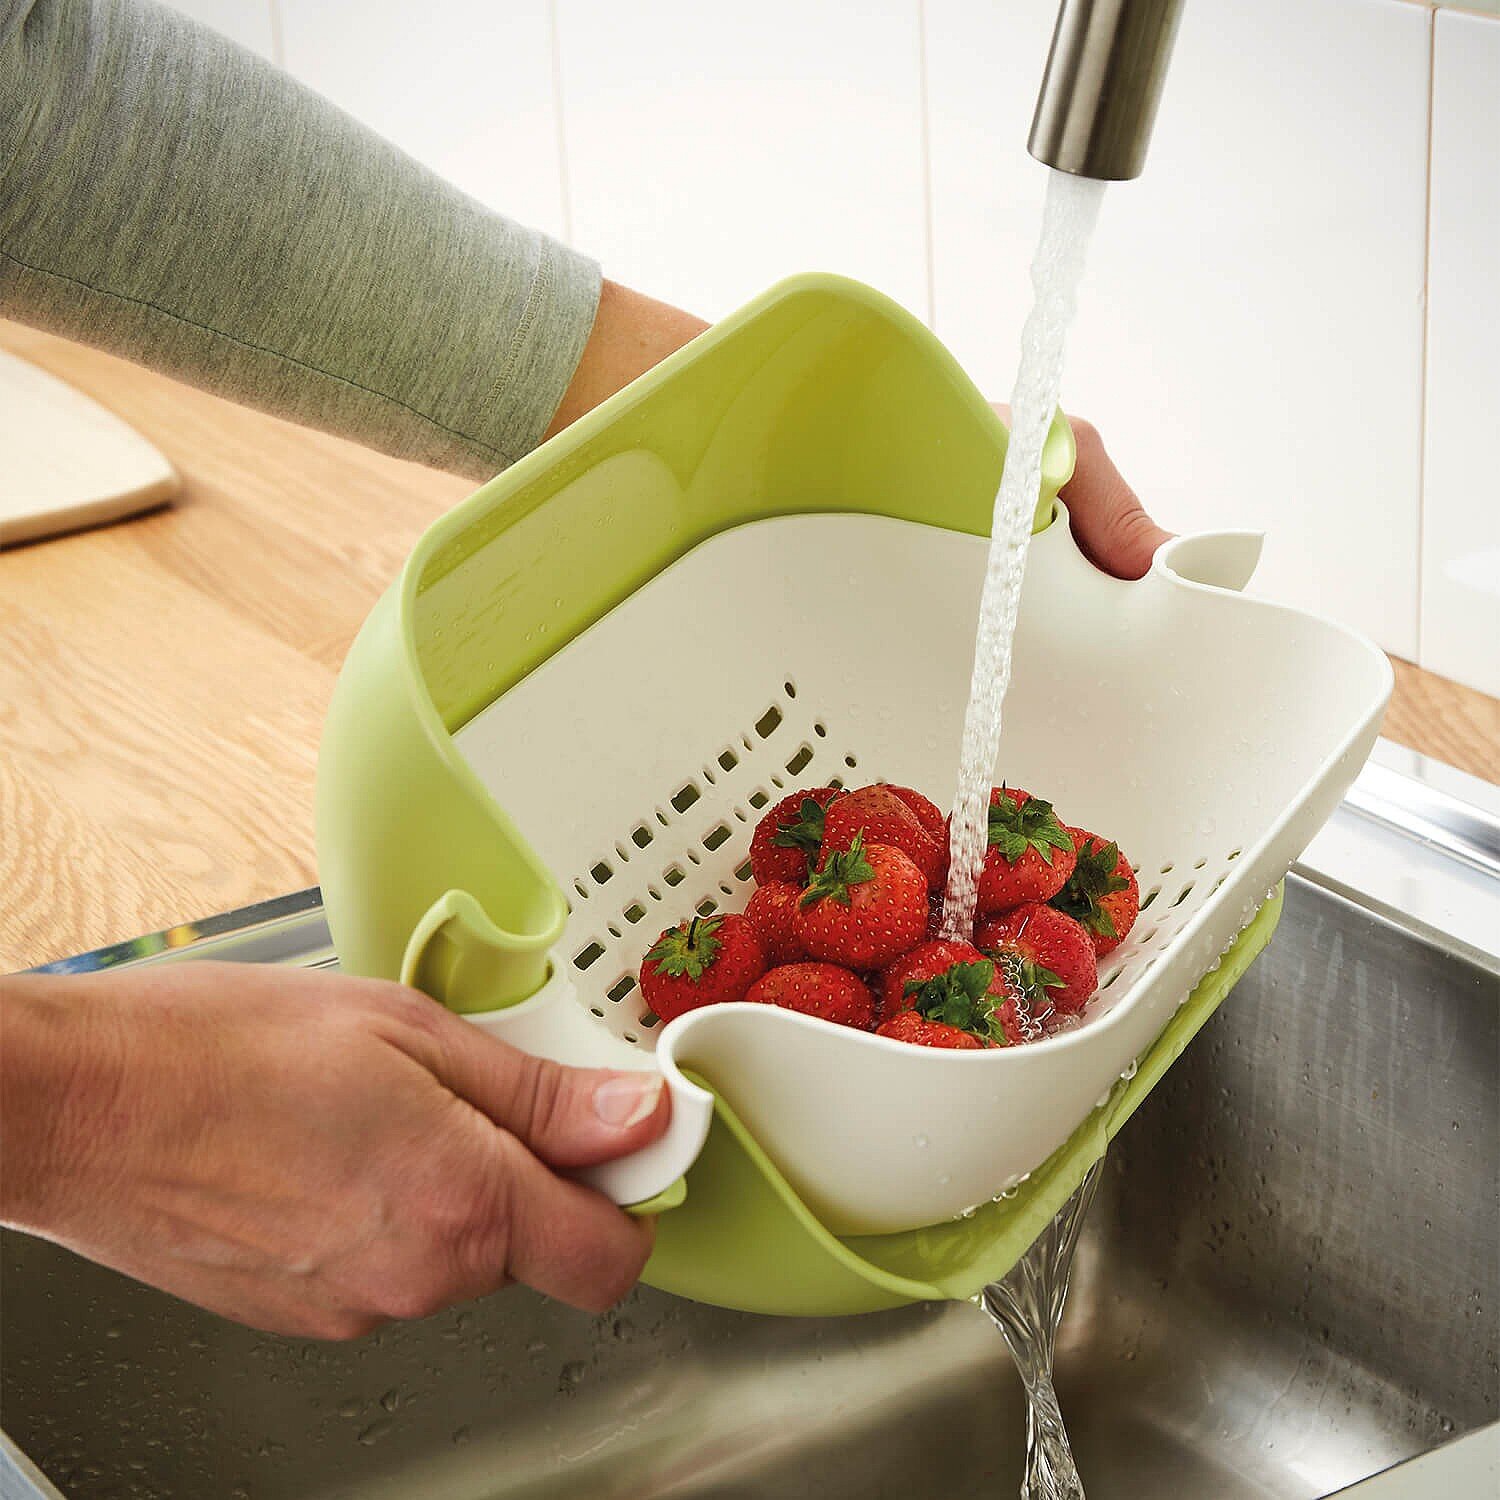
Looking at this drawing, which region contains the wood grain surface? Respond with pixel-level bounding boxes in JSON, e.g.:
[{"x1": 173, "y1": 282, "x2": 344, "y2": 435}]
[{"x1": 3, "y1": 321, "x2": 1496, "y2": 970}]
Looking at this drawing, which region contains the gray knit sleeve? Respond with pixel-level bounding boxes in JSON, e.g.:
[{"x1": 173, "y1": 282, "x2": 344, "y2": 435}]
[{"x1": 0, "y1": 0, "x2": 601, "y2": 478}]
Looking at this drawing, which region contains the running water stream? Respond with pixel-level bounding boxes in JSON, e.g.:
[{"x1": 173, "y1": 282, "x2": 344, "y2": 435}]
[
  {"x1": 982, "y1": 1161, "x2": 1105, "y2": 1499},
  {"x1": 938, "y1": 166, "x2": 1108, "y2": 1498},
  {"x1": 940, "y1": 169, "x2": 1106, "y2": 941}
]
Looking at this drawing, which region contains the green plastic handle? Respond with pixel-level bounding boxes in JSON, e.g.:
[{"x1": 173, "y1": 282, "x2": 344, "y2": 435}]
[{"x1": 400, "y1": 888, "x2": 552, "y2": 1014}]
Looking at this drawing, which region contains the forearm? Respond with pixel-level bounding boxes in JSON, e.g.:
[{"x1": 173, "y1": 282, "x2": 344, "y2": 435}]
[
  {"x1": 0, "y1": 0, "x2": 600, "y2": 476},
  {"x1": 544, "y1": 280, "x2": 707, "y2": 439},
  {"x1": 0, "y1": 976, "x2": 116, "y2": 1234}
]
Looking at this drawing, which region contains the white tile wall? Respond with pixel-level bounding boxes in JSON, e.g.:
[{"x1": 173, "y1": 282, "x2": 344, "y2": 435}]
[
  {"x1": 278, "y1": 1, "x2": 565, "y2": 239},
  {"x1": 1421, "y1": 9, "x2": 1500, "y2": 700},
  {"x1": 927, "y1": 0, "x2": 1431, "y2": 659},
  {"x1": 262, "y1": 0, "x2": 1495, "y2": 700},
  {"x1": 553, "y1": 0, "x2": 929, "y2": 321},
  {"x1": 163, "y1": 0, "x2": 276, "y2": 58}
]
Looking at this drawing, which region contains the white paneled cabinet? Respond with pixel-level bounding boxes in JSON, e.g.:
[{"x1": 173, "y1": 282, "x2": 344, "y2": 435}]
[
  {"x1": 1421, "y1": 10, "x2": 1500, "y2": 699},
  {"x1": 554, "y1": 0, "x2": 929, "y2": 321},
  {"x1": 927, "y1": 0, "x2": 1431, "y2": 659},
  {"x1": 278, "y1": 0, "x2": 565, "y2": 239}
]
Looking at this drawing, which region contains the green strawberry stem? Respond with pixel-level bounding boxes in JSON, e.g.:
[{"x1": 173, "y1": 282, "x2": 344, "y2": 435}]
[
  {"x1": 903, "y1": 960, "x2": 1013, "y2": 1046},
  {"x1": 1052, "y1": 838, "x2": 1132, "y2": 938},
  {"x1": 986, "y1": 946, "x2": 1065, "y2": 1009},
  {"x1": 800, "y1": 832, "x2": 876, "y2": 909},
  {"x1": 987, "y1": 794, "x2": 1074, "y2": 867},
  {"x1": 771, "y1": 794, "x2": 837, "y2": 856},
  {"x1": 645, "y1": 914, "x2": 723, "y2": 982}
]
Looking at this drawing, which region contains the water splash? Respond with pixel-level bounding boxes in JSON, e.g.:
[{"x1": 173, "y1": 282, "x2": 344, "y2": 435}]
[{"x1": 941, "y1": 170, "x2": 1106, "y2": 939}]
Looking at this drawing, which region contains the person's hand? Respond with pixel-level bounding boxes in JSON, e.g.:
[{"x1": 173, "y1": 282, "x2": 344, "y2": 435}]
[
  {"x1": 0, "y1": 964, "x2": 670, "y2": 1339},
  {"x1": 992, "y1": 403, "x2": 1172, "y2": 580}
]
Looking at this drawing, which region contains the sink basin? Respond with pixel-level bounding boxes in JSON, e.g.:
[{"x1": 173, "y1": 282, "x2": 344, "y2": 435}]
[{"x1": 4, "y1": 815, "x2": 1497, "y2": 1496}]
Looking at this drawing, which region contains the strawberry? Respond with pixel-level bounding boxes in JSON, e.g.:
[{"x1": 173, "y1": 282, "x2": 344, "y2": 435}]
[
  {"x1": 821, "y1": 785, "x2": 945, "y2": 890},
  {"x1": 886, "y1": 948, "x2": 1025, "y2": 1045},
  {"x1": 746, "y1": 963, "x2": 874, "y2": 1029},
  {"x1": 1050, "y1": 828, "x2": 1139, "y2": 956},
  {"x1": 975, "y1": 787, "x2": 1077, "y2": 915},
  {"x1": 640, "y1": 914, "x2": 766, "y2": 1022},
  {"x1": 878, "y1": 937, "x2": 991, "y2": 1023},
  {"x1": 886, "y1": 785, "x2": 950, "y2": 885},
  {"x1": 749, "y1": 786, "x2": 843, "y2": 885},
  {"x1": 743, "y1": 880, "x2": 810, "y2": 965},
  {"x1": 792, "y1": 834, "x2": 927, "y2": 970},
  {"x1": 977, "y1": 902, "x2": 1097, "y2": 1016},
  {"x1": 876, "y1": 1010, "x2": 986, "y2": 1050},
  {"x1": 886, "y1": 785, "x2": 947, "y2": 843},
  {"x1": 924, "y1": 889, "x2": 947, "y2": 940}
]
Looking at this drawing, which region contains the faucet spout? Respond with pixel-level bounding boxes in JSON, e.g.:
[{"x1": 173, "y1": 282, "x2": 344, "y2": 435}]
[{"x1": 1028, "y1": 0, "x2": 1184, "y2": 181}]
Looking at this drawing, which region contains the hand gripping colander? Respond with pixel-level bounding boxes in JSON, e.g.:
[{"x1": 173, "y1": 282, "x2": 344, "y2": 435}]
[{"x1": 316, "y1": 274, "x2": 1390, "y2": 1315}]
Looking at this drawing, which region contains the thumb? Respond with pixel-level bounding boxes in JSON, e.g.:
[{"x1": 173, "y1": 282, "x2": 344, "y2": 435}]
[
  {"x1": 417, "y1": 1010, "x2": 672, "y2": 1170},
  {"x1": 1060, "y1": 416, "x2": 1173, "y2": 580}
]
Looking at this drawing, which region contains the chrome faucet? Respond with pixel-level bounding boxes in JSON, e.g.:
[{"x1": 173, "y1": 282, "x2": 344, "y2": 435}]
[{"x1": 1029, "y1": 0, "x2": 1185, "y2": 180}]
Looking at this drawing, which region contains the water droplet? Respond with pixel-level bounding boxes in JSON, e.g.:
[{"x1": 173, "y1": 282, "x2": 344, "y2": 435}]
[
  {"x1": 357, "y1": 1417, "x2": 394, "y2": 1446},
  {"x1": 914, "y1": 1133, "x2": 929, "y2": 1149},
  {"x1": 452, "y1": 1425, "x2": 471, "y2": 1446}
]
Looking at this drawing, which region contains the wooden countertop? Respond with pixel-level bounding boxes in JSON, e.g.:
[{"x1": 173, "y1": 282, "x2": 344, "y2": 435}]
[{"x1": 4, "y1": 321, "x2": 1497, "y2": 971}]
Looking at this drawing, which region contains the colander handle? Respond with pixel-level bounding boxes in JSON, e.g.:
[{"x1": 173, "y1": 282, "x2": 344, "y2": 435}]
[{"x1": 400, "y1": 890, "x2": 715, "y2": 1212}]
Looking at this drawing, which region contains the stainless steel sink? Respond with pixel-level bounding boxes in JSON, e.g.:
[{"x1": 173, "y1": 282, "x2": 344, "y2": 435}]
[{"x1": 4, "y1": 753, "x2": 1497, "y2": 1499}]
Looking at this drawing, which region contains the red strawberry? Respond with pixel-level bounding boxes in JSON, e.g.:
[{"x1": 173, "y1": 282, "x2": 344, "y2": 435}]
[
  {"x1": 1050, "y1": 828, "x2": 1139, "y2": 956},
  {"x1": 749, "y1": 786, "x2": 842, "y2": 885},
  {"x1": 883, "y1": 946, "x2": 1025, "y2": 1046},
  {"x1": 975, "y1": 787, "x2": 1077, "y2": 914},
  {"x1": 977, "y1": 902, "x2": 1098, "y2": 1015},
  {"x1": 879, "y1": 937, "x2": 991, "y2": 1023},
  {"x1": 924, "y1": 889, "x2": 948, "y2": 940},
  {"x1": 876, "y1": 1010, "x2": 986, "y2": 1049},
  {"x1": 640, "y1": 914, "x2": 766, "y2": 1022},
  {"x1": 886, "y1": 785, "x2": 950, "y2": 885},
  {"x1": 886, "y1": 785, "x2": 947, "y2": 843},
  {"x1": 746, "y1": 963, "x2": 874, "y2": 1029},
  {"x1": 743, "y1": 880, "x2": 810, "y2": 965},
  {"x1": 792, "y1": 834, "x2": 927, "y2": 970},
  {"x1": 822, "y1": 785, "x2": 945, "y2": 890}
]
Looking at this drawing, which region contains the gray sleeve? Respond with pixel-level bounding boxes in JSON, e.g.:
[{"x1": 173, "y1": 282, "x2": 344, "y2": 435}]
[{"x1": 0, "y1": 0, "x2": 601, "y2": 478}]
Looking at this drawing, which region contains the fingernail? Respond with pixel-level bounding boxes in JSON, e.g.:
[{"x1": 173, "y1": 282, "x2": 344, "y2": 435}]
[{"x1": 593, "y1": 1073, "x2": 665, "y2": 1129}]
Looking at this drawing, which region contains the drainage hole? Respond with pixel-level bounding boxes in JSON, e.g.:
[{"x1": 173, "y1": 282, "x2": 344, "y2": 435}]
[{"x1": 573, "y1": 943, "x2": 605, "y2": 971}]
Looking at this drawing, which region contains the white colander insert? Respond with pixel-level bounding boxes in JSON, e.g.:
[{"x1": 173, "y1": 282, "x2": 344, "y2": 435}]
[{"x1": 453, "y1": 508, "x2": 1389, "y2": 1235}]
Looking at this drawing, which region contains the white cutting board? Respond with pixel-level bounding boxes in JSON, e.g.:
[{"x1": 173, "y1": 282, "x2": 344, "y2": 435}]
[{"x1": 0, "y1": 349, "x2": 180, "y2": 547}]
